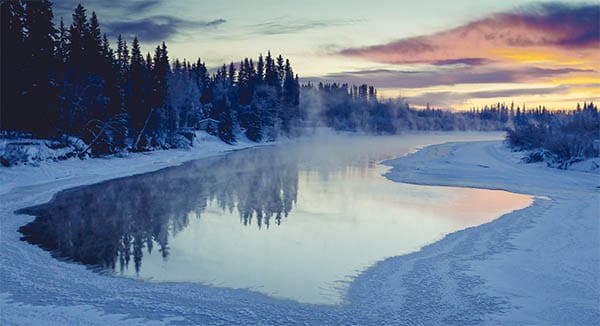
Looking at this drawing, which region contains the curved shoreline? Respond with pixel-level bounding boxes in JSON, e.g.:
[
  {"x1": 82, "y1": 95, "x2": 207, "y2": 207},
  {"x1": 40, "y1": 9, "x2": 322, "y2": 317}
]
[
  {"x1": 1, "y1": 137, "x2": 598, "y2": 324},
  {"x1": 347, "y1": 140, "x2": 599, "y2": 324}
]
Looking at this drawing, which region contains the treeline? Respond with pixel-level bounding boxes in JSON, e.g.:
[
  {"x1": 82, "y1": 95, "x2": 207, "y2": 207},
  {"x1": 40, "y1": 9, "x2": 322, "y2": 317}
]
[
  {"x1": 0, "y1": 1, "x2": 300, "y2": 156},
  {"x1": 300, "y1": 82, "x2": 514, "y2": 133},
  {"x1": 301, "y1": 83, "x2": 598, "y2": 144},
  {"x1": 506, "y1": 102, "x2": 599, "y2": 168}
]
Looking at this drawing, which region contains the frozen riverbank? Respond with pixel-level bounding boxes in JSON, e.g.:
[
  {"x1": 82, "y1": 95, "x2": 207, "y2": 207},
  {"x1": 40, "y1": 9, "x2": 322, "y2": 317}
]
[
  {"x1": 1, "y1": 135, "x2": 598, "y2": 325},
  {"x1": 353, "y1": 140, "x2": 599, "y2": 325}
]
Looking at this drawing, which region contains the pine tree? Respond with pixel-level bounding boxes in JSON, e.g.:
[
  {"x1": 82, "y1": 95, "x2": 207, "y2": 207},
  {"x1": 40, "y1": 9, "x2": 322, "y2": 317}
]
[
  {"x1": 131, "y1": 51, "x2": 156, "y2": 150},
  {"x1": 116, "y1": 34, "x2": 124, "y2": 68},
  {"x1": 98, "y1": 32, "x2": 126, "y2": 150},
  {"x1": 55, "y1": 18, "x2": 68, "y2": 66},
  {"x1": 144, "y1": 42, "x2": 171, "y2": 147},
  {"x1": 128, "y1": 37, "x2": 147, "y2": 132},
  {"x1": 213, "y1": 80, "x2": 236, "y2": 144},
  {"x1": 86, "y1": 12, "x2": 102, "y2": 74},
  {"x1": 225, "y1": 62, "x2": 234, "y2": 86},
  {"x1": 145, "y1": 52, "x2": 153, "y2": 71},
  {"x1": 264, "y1": 51, "x2": 276, "y2": 86},
  {"x1": 256, "y1": 53, "x2": 264, "y2": 84},
  {"x1": 282, "y1": 59, "x2": 300, "y2": 132},
  {"x1": 1, "y1": 0, "x2": 311, "y2": 150},
  {"x1": 1, "y1": 1, "x2": 26, "y2": 131},
  {"x1": 276, "y1": 54, "x2": 285, "y2": 86},
  {"x1": 151, "y1": 42, "x2": 170, "y2": 109},
  {"x1": 100, "y1": 34, "x2": 112, "y2": 62},
  {"x1": 193, "y1": 59, "x2": 211, "y2": 105},
  {"x1": 238, "y1": 58, "x2": 255, "y2": 105},
  {"x1": 67, "y1": 4, "x2": 88, "y2": 75},
  {"x1": 23, "y1": 0, "x2": 57, "y2": 137},
  {"x1": 54, "y1": 18, "x2": 70, "y2": 134}
]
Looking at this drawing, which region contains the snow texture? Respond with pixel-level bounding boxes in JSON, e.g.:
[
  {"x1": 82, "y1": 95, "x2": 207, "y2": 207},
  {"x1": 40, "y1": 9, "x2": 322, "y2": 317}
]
[
  {"x1": 1, "y1": 136, "x2": 598, "y2": 325},
  {"x1": 0, "y1": 137, "x2": 86, "y2": 167}
]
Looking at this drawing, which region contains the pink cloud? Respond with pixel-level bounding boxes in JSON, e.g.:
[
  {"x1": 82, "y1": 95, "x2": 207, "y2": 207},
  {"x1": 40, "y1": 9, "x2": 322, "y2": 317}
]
[{"x1": 339, "y1": 3, "x2": 599, "y2": 65}]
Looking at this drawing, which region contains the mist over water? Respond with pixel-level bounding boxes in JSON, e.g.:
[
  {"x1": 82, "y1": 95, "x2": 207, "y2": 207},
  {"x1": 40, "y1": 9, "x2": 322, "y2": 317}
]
[{"x1": 18, "y1": 132, "x2": 532, "y2": 304}]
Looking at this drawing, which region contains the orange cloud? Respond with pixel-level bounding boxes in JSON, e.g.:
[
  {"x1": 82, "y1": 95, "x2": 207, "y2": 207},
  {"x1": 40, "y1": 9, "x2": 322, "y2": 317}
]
[
  {"x1": 328, "y1": 3, "x2": 600, "y2": 110},
  {"x1": 339, "y1": 3, "x2": 599, "y2": 67}
]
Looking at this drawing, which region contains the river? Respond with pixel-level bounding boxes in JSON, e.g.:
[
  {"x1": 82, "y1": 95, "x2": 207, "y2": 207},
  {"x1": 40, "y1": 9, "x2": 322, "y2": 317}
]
[{"x1": 18, "y1": 133, "x2": 533, "y2": 304}]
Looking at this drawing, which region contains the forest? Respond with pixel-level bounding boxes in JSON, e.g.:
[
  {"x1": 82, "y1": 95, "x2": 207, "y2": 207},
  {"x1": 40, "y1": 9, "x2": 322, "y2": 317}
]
[
  {"x1": 1, "y1": 1, "x2": 598, "y2": 167},
  {"x1": 1, "y1": 1, "x2": 301, "y2": 156},
  {"x1": 506, "y1": 102, "x2": 599, "y2": 168}
]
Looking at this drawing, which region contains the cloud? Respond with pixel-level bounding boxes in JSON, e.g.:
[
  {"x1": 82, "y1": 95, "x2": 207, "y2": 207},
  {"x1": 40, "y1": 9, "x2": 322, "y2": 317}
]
[
  {"x1": 104, "y1": 16, "x2": 226, "y2": 43},
  {"x1": 467, "y1": 86, "x2": 570, "y2": 98},
  {"x1": 53, "y1": 0, "x2": 225, "y2": 43},
  {"x1": 406, "y1": 86, "x2": 570, "y2": 108},
  {"x1": 432, "y1": 58, "x2": 490, "y2": 66},
  {"x1": 307, "y1": 67, "x2": 594, "y2": 89},
  {"x1": 338, "y1": 3, "x2": 599, "y2": 65},
  {"x1": 249, "y1": 17, "x2": 357, "y2": 35},
  {"x1": 53, "y1": 0, "x2": 162, "y2": 19}
]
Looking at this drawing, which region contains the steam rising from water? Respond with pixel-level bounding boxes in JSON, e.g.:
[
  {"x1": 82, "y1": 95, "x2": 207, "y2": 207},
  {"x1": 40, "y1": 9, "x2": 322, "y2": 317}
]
[{"x1": 18, "y1": 132, "x2": 531, "y2": 304}]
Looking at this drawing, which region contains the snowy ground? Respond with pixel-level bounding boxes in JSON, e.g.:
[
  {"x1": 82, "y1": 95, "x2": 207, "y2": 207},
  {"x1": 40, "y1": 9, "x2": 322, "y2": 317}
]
[
  {"x1": 1, "y1": 135, "x2": 598, "y2": 324},
  {"x1": 368, "y1": 140, "x2": 599, "y2": 324}
]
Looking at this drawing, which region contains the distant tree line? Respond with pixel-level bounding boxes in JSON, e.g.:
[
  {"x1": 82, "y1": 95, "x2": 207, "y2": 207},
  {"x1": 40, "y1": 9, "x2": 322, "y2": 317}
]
[
  {"x1": 300, "y1": 82, "x2": 528, "y2": 133},
  {"x1": 1, "y1": 1, "x2": 300, "y2": 156},
  {"x1": 506, "y1": 102, "x2": 599, "y2": 167}
]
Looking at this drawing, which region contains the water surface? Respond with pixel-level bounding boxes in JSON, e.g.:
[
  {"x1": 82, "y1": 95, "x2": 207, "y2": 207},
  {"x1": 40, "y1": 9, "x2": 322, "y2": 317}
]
[{"x1": 19, "y1": 133, "x2": 532, "y2": 304}]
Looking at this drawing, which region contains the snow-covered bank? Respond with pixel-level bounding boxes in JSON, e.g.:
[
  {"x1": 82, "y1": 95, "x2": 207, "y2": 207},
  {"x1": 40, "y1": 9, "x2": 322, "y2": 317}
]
[
  {"x1": 353, "y1": 140, "x2": 599, "y2": 325},
  {"x1": 1, "y1": 133, "x2": 302, "y2": 325},
  {"x1": 1, "y1": 135, "x2": 598, "y2": 324},
  {"x1": 0, "y1": 132, "x2": 264, "y2": 196}
]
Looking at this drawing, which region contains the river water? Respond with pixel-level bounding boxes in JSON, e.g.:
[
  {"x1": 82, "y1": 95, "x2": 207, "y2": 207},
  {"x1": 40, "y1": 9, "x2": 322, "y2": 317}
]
[{"x1": 19, "y1": 133, "x2": 533, "y2": 304}]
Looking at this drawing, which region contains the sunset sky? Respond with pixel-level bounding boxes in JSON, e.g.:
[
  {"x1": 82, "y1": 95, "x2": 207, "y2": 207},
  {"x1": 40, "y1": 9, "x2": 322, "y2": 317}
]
[{"x1": 53, "y1": 0, "x2": 599, "y2": 110}]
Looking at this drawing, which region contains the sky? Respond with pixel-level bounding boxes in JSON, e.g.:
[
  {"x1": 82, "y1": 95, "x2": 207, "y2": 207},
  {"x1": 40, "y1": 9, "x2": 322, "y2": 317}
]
[{"x1": 53, "y1": 0, "x2": 599, "y2": 110}]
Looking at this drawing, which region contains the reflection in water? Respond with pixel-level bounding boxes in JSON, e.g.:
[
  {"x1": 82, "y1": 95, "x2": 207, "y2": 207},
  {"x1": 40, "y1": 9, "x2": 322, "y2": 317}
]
[
  {"x1": 18, "y1": 134, "x2": 533, "y2": 304},
  {"x1": 19, "y1": 148, "x2": 299, "y2": 273}
]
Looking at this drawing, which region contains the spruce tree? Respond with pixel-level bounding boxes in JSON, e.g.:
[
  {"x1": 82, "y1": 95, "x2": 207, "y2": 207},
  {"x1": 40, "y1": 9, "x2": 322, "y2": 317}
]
[
  {"x1": 276, "y1": 54, "x2": 285, "y2": 86},
  {"x1": 256, "y1": 54, "x2": 264, "y2": 84},
  {"x1": 282, "y1": 59, "x2": 300, "y2": 132},
  {"x1": 67, "y1": 4, "x2": 88, "y2": 75},
  {"x1": 1, "y1": 1, "x2": 26, "y2": 132},
  {"x1": 128, "y1": 37, "x2": 147, "y2": 132},
  {"x1": 228, "y1": 62, "x2": 236, "y2": 86},
  {"x1": 193, "y1": 59, "x2": 210, "y2": 105},
  {"x1": 55, "y1": 18, "x2": 68, "y2": 67},
  {"x1": 238, "y1": 58, "x2": 254, "y2": 105},
  {"x1": 86, "y1": 12, "x2": 103, "y2": 74},
  {"x1": 0, "y1": 0, "x2": 309, "y2": 149},
  {"x1": 23, "y1": 0, "x2": 57, "y2": 137},
  {"x1": 264, "y1": 51, "x2": 276, "y2": 86}
]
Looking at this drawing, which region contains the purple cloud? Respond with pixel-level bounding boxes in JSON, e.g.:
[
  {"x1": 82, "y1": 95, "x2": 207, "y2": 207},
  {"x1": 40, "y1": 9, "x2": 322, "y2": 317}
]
[
  {"x1": 104, "y1": 16, "x2": 226, "y2": 43},
  {"x1": 303, "y1": 67, "x2": 594, "y2": 89},
  {"x1": 338, "y1": 3, "x2": 599, "y2": 65}
]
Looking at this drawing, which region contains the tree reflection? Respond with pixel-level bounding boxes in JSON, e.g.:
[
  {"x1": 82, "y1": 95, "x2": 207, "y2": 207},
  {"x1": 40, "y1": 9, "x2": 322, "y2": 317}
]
[{"x1": 18, "y1": 147, "x2": 299, "y2": 274}]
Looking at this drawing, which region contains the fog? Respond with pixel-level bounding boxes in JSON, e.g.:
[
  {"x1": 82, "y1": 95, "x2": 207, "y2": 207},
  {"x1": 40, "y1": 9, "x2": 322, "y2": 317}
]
[{"x1": 18, "y1": 132, "x2": 527, "y2": 304}]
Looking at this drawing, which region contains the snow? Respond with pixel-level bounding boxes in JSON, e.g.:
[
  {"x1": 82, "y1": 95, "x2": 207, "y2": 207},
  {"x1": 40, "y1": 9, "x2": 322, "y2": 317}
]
[
  {"x1": 0, "y1": 137, "x2": 86, "y2": 167},
  {"x1": 1, "y1": 135, "x2": 598, "y2": 324},
  {"x1": 375, "y1": 140, "x2": 600, "y2": 324},
  {"x1": 565, "y1": 157, "x2": 600, "y2": 174},
  {"x1": 0, "y1": 131, "x2": 261, "y2": 194}
]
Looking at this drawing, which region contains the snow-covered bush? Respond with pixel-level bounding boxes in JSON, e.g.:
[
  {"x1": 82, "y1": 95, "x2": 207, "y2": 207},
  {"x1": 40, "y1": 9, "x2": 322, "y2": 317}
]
[
  {"x1": 507, "y1": 103, "x2": 599, "y2": 169},
  {"x1": 0, "y1": 137, "x2": 86, "y2": 166}
]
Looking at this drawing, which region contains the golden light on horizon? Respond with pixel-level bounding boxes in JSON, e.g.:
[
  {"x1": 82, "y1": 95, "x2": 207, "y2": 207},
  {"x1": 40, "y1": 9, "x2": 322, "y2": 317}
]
[
  {"x1": 548, "y1": 76, "x2": 600, "y2": 85},
  {"x1": 492, "y1": 48, "x2": 591, "y2": 66}
]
